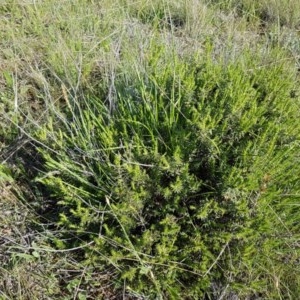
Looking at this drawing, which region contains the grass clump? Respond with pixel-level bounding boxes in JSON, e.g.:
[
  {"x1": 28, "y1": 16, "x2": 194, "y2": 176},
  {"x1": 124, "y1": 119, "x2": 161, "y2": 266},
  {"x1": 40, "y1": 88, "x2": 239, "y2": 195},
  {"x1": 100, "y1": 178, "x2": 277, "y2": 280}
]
[
  {"x1": 34, "y1": 42, "x2": 300, "y2": 298},
  {"x1": 207, "y1": 0, "x2": 300, "y2": 28}
]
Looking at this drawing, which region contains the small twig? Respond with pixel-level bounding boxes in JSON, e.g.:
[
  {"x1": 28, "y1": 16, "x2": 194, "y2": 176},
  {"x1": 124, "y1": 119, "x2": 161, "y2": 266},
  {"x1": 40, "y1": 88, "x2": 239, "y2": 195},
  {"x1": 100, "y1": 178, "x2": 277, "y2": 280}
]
[
  {"x1": 217, "y1": 284, "x2": 229, "y2": 300},
  {"x1": 203, "y1": 241, "x2": 229, "y2": 277},
  {"x1": 4, "y1": 236, "x2": 94, "y2": 253}
]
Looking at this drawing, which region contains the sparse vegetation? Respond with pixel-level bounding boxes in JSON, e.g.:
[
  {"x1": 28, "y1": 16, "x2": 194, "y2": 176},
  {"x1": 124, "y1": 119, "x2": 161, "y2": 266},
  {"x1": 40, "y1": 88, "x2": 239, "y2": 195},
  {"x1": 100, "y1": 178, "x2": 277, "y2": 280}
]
[{"x1": 1, "y1": 1, "x2": 300, "y2": 299}]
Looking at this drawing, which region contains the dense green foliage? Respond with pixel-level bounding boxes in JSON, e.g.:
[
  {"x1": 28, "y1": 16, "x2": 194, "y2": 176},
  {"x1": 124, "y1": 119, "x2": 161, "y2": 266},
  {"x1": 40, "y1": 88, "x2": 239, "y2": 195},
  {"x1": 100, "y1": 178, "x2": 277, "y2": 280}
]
[
  {"x1": 35, "y1": 45, "x2": 300, "y2": 298},
  {"x1": 1, "y1": 0, "x2": 300, "y2": 299}
]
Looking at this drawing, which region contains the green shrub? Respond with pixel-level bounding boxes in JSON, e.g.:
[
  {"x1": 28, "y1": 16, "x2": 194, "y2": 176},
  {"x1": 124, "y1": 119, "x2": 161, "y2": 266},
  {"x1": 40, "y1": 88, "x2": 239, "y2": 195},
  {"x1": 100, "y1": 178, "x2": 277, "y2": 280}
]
[{"x1": 35, "y1": 45, "x2": 300, "y2": 298}]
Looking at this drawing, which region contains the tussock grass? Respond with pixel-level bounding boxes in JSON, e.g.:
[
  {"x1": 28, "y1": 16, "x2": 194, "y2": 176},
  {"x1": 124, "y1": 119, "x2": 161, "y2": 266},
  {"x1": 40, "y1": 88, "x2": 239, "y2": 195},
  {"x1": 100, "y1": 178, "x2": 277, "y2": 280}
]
[{"x1": 1, "y1": 0, "x2": 300, "y2": 299}]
